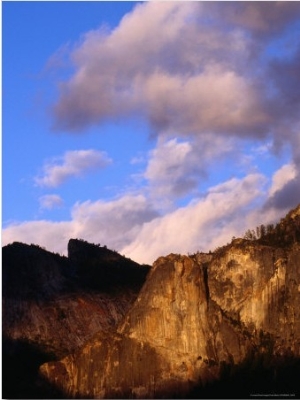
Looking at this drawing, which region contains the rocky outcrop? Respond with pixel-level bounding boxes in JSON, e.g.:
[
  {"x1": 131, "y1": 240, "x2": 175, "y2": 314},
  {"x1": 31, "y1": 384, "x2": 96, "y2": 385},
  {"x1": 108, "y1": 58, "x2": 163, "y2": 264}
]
[
  {"x1": 209, "y1": 242, "x2": 300, "y2": 357},
  {"x1": 40, "y1": 205, "x2": 300, "y2": 398},
  {"x1": 41, "y1": 253, "x2": 254, "y2": 398}
]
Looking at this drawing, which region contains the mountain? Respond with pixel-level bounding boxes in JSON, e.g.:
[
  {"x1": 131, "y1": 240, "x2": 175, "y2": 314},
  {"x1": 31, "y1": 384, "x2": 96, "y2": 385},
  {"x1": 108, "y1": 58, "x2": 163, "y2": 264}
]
[
  {"x1": 40, "y1": 205, "x2": 300, "y2": 399},
  {"x1": 3, "y1": 205, "x2": 300, "y2": 398},
  {"x1": 2, "y1": 239, "x2": 150, "y2": 398}
]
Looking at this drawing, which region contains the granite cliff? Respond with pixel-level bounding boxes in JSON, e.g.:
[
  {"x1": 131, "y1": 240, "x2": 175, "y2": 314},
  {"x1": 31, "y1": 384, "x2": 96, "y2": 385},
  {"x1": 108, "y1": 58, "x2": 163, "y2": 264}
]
[{"x1": 39, "y1": 205, "x2": 300, "y2": 399}]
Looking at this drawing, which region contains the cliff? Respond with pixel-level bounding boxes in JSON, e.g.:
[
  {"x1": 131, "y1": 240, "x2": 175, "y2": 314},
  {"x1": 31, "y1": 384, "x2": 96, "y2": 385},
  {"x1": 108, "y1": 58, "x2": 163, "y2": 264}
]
[
  {"x1": 2, "y1": 240, "x2": 150, "y2": 398},
  {"x1": 39, "y1": 205, "x2": 300, "y2": 398}
]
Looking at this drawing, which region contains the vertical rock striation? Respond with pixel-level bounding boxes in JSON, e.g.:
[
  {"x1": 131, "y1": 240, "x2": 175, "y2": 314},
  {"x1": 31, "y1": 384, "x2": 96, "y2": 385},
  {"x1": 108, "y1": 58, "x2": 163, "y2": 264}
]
[
  {"x1": 40, "y1": 205, "x2": 300, "y2": 398},
  {"x1": 40, "y1": 253, "x2": 253, "y2": 397},
  {"x1": 209, "y1": 242, "x2": 300, "y2": 357}
]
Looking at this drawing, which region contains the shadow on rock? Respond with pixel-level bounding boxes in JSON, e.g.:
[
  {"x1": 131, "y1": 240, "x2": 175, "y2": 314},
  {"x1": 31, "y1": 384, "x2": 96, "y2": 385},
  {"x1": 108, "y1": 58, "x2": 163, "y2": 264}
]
[{"x1": 2, "y1": 336, "x2": 66, "y2": 399}]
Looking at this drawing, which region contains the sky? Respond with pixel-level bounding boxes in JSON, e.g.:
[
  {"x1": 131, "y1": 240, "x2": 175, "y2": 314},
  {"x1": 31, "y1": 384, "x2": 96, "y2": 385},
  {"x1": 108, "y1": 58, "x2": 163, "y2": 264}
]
[{"x1": 2, "y1": 1, "x2": 300, "y2": 264}]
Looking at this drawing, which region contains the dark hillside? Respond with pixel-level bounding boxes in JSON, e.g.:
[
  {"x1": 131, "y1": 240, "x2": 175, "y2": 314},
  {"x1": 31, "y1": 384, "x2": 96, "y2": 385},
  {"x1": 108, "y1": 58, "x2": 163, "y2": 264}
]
[
  {"x1": 68, "y1": 238, "x2": 150, "y2": 292},
  {"x1": 2, "y1": 240, "x2": 150, "y2": 398}
]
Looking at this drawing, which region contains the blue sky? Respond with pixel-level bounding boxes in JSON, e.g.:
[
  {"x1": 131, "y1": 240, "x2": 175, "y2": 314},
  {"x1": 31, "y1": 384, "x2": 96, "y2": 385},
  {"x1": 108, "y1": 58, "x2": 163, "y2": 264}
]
[{"x1": 2, "y1": 1, "x2": 300, "y2": 264}]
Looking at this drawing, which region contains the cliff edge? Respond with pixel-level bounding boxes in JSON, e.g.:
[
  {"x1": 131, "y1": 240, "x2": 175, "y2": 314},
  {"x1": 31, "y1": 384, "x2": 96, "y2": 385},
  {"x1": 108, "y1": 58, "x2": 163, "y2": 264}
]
[{"x1": 40, "y1": 205, "x2": 300, "y2": 398}]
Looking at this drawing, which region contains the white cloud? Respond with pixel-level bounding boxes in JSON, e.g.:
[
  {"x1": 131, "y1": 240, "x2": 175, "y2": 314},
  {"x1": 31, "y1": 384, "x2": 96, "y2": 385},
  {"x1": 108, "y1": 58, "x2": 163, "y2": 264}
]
[
  {"x1": 2, "y1": 194, "x2": 159, "y2": 256},
  {"x1": 2, "y1": 173, "x2": 269, "y2": 264},
  {"x1": 269, "y1": 163, "x2": 297, "y2": 197},
  {"x1": 48, "y1": 1, "x2": 300, "y2": 214},
  {"x1": 2, "y1": 220, "x2": 72, "y2": 255},
  {"x1": 39, "y1": 194, "x2": 64, "y2": 210},
  {"x1": 70, "y1": 194, "x2": 159, "y2": 250},
  {"x1": 35, "y1": 149, "x2": 112, "y2": 187},
  {"x1": 51, "y1": 2, "x2": 267, "y2": 136},
  {"x1": 51, "y1": 2, "x2": 300, "y2": 144},
  {"x1": 4, "y1": 163, "x2": 298, "y2": 264},
  {"x1": 122, "y1": 173, "x2": 267, "y2": 263},
  {"x1": 48, "y1": 2, "x2": 300, "y2": 214}
]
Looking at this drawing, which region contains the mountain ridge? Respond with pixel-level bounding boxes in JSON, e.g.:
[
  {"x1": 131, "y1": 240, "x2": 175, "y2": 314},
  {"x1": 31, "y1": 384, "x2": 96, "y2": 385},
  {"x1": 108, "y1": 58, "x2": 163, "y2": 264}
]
[
  {"x1": 2, "y1": 204, "x2": 300, "y2": 398},
  {"x1": 2, "y1": 239, "x2": 150, "y2": 398}
]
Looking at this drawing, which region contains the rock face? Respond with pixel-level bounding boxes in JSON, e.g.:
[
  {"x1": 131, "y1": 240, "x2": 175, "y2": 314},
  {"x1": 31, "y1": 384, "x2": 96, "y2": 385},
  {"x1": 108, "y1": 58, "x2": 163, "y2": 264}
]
[
  {"x1": 40, "y1": 205, "x2": 300, "y2": 398},
  {"x1": 209, "y1": 242, "x2": 300, "y2": 357},
  {"x1": 2, "y1": 240, "x2": 150, "y2": 398},
  {"x1": 41, "y1": 253, "x2": 252, "y2": 398}
]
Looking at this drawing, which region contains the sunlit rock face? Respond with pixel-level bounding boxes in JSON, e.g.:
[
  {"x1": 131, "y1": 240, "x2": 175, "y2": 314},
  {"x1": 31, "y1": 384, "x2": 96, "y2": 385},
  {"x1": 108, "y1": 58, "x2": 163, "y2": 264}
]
[
  {"x1": 40, "y1": 253, "x2": 252, "y2": 398},
  {"x1": 209, "y1": 243, "x2": 300, "y2": 357},
  {"x1": 40, "y1": 206, "x2": 300, "y2": 399}
]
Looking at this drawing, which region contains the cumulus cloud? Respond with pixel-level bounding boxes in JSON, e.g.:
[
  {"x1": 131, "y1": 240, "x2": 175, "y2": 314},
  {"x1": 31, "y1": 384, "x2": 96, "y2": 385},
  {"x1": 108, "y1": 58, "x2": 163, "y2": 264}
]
[
  {"x1": 51, "y1": 2, "x2": 299, "y2": 139},
  {"x1": 213, "y1": 2, "x2": 300, "y2": 36},
  {"x1": 122, "y1": 173, "x2": 267, "y2": 263},
  {"x1": 49, "y1": 2, "x2": 300, "y2": 209},
  {"x1": 47, "y1": 2, "x2": 300, "y2": 210},
  {"x1": 4, "y1": 163, "x2": 299, "y2": 264},
  {"x1": 0, "y1": 172, "x2": 274, "y2": 263},
  {"x1": 39, "y1": 194, "x2": 64, "y2": 210},
  {"x1": 35, "y1": 149, "x2": 112, "y2": 187},
  {"x1": 70, "y1": 194, "x2": 159, "y2": 250}
]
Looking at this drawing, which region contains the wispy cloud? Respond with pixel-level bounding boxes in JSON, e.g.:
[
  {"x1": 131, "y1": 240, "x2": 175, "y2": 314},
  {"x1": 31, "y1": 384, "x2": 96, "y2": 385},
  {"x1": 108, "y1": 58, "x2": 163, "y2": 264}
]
[
  {"x1": 39, "y1": 194, "x2": 64, "y2": 210},
  {"x1": 35, "y1": 149, "x2": 112, "y2": 187}
]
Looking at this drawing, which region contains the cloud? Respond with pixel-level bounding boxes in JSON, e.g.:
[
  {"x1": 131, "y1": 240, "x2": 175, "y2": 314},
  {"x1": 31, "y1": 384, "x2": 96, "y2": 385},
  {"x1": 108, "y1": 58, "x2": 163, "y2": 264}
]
[
  {"x1": 265, "y1": 129, "x2": 300, "y2": 211},
  {"x1": 35, "y1": 149, "x2": 112, "y2": 187},
  {"x1": 144, "y1": 138, "x2": 198, "y2": 200},
  {"x1": 39, "y1": 194, "x2": 64, "y2": 210},
  {"x1": 121, "y1": 173, "x2": 267, "y2": 263},
  {"x1": 265, "y1": 167, "x2": 300, "y2": 212},
  {"x1": 122, "y1": 166, "x2": 298, "y2": 264},
  {"x1": 2, "y1": 220, "x2": 72, "y2": 255},
  {"x1": 49, "y1": 2, "x2": 300, "y2": 214},
  {"x1": 70, "y1": 195, "x2": 159, "y2": 250},
  {"x1": 3, "y1": 163, "x2": 299, "y2": 264},
  {"x1": 213, "y1": 2, "x2": 300, "y2": 36},
  {"x1": 144, "y1": 136, "x2": 235, "y2": 202},
  {"x1": 268, "y1": 163, "x2": 297, "y2": 198},
  {"x1": 0, "y1": 173, "x2": 266, "y2": 264},
  {"x1": 4, "y1": 3, "x2": 300, "y2": 265},
  {"x1": 2, "y1": 195, "x2": 159, "y2": 256},
  {"x1": 139, "y1": 68, "x2": 269, "y2": 137},
  {"x1": 51, "y1": 2, "x2": 300, "y2": 143}
]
